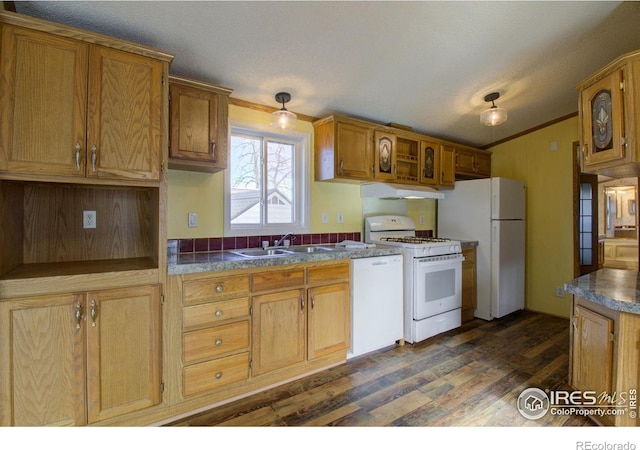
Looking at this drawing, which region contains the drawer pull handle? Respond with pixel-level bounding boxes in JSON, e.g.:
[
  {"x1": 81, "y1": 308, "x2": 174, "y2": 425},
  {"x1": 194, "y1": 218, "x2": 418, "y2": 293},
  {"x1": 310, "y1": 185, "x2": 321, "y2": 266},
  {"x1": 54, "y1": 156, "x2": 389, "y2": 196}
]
[
  {"x1": 215, "y1": 310, "x2": 223, "y2": 317},
  {"x1": 215, "y1": 372, "x2": 223, "y2": 379},
  {"x1": 215, "y1": 339, "x2": 223, "y2": 346},
  {"x1": 216, "y1": 285, "x2": 224, "y2": 293}
]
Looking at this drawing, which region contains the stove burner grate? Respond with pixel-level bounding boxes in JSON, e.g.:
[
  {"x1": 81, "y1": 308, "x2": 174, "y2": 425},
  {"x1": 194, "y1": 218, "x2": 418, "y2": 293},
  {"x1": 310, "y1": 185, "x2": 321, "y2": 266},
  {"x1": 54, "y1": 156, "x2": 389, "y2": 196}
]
[{"x1": 380, "y1": 236, "x2": 451, "y2": 244}]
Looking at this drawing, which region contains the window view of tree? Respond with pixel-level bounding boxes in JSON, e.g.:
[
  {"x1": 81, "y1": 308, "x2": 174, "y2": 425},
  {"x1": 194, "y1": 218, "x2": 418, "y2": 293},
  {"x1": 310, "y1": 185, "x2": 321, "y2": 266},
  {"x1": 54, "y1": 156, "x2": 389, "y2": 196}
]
[{"x1": 229, "y1": 133, "x2": 295, "y2": 225}]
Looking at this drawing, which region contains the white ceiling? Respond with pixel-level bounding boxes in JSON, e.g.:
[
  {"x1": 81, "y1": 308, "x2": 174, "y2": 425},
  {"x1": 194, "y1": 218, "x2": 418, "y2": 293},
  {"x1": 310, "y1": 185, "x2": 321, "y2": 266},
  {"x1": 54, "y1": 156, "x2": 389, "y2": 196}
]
[{"x1": 13, "y1": 1, "x2": 640, "y2": 148}]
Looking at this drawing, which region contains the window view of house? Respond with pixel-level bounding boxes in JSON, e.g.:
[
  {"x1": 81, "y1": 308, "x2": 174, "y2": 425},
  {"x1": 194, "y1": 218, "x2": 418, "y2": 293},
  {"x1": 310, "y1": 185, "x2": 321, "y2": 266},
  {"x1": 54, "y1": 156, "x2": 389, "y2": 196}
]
[{"x1": 229, "y1": 132, "x2": 297, "y2": 227}]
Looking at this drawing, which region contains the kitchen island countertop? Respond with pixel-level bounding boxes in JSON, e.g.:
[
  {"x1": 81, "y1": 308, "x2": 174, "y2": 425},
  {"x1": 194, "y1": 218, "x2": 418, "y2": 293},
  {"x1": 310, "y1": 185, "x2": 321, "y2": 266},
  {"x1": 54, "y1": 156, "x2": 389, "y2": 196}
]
[{"x1": 564, "y1": 268, "x2": 640, "y2": 314}]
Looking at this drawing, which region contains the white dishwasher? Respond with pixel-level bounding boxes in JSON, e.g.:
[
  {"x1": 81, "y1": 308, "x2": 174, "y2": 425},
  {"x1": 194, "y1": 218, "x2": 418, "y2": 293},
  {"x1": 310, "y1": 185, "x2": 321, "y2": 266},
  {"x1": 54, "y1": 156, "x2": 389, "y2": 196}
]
[{"x1": 348, "y1": 254, "x2": 404, "y2": 359}]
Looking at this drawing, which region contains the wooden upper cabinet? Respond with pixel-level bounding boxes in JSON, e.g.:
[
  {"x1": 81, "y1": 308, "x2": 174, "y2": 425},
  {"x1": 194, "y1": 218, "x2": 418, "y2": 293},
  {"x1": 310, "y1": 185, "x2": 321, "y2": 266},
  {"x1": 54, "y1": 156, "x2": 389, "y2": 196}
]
[
  {"x1": 439, "y1": 145, "x2": 456, "y2": 188},
  {"x1": 419, "y1": 140, "x2": 440, "y2": 186},
  {"x1": 454, "y1": 146, "x2": 491, "y2": 179},
  {"x1": 314, "y1": 115, "x2": 373, "y2": 181},
  {"x1": 168, "y1": 76, "x2": 232, "y2": 173},
  {"x1": 579, "y1": 69, "x2": 626, "y2": 169},
  {"x1": 87, "y1": 46, "x2": 164, "y2": 181},
  {"x1": 0, "y1": 25, "x2": 88, "y2": 177},
  {"x1": 373, "y1": 130, "x2": 396, "y2": 181},
  {"x1": 0, "y1": 17, "x2": 172, "y2": 183}
]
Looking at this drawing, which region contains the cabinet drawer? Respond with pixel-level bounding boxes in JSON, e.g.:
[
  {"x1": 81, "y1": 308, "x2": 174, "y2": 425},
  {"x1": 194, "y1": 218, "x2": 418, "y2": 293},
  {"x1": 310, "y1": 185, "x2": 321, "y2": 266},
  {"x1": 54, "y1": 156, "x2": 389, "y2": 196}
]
[
  {"x1": 251, "y1": 268, "x2": 304, "y2": 292},
  {"x1": 183, "y1": 297, "x2": 250, "y2": 330},
  {"x1": 183, "y1": 352, "x2": 249, "y2": 397},
  {"x1": 307, "y1": 262, "x2": 350, "y2": 285},
  {"x1": 183, "y1": 320, "x2": 250, "y2": 363},
  {"x1": 183, "y1": 274, "x2": 250, "y2": 304}
]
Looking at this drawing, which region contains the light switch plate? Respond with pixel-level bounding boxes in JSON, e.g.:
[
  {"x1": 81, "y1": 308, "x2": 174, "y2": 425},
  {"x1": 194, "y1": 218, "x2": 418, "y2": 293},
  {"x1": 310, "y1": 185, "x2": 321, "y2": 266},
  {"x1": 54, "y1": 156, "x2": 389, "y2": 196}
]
[{"x1": 188, "y1": 212, "x2": 198, "y2": 228}]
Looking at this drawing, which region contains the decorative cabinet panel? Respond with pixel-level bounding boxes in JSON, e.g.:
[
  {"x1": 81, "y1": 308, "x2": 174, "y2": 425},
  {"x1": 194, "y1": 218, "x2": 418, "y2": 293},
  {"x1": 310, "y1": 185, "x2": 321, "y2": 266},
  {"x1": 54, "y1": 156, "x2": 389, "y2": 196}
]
[
  {"x1": 579, "y1": 69, "x2": 626, "y2": 169},
  {"x1": 577, "y1": 49, "x2": 640, "y2": 177},
  {"x1": 0, "y1": 284, "x2": 162, "y2": 426},
  {"x1": 168, "y1": 75, "x2": 232, "y2": 173},
  {"x1": 419, "y1": 140, "x2": 440, "y2": 186},
  {"x1": 0, "y1": 23, "x2": 168, "y2": 182},
  {"x1": 373, "y1": 130, "x2": 397, "y2": 181}
]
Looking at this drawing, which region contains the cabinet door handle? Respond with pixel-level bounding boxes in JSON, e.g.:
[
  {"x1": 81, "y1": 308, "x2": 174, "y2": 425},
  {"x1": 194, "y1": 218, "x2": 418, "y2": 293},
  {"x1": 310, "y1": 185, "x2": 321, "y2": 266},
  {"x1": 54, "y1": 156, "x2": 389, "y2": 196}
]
[
  {"x1": 90, "y1": 145, "x2": 97, "y2": 172},
  {"x1": 90, "y1": 299, "x2": 97, "y2": 327},
  {"x1": 75, "y1": 301, "x2": 83, "y2": 329},
  {"x1": 75, "y1": 143, "x2": 82, "y2": 172},
  {"x1": 572, "y1": 315, "x2": 578, "y2": 332},
  {"x1": 210, "y1": 140, "x2": 216, "y2": 158},
  {"x1": 339, "y1": 159, "x2": 344, "y2": 173},
  {"x1": 300, "y1": 293, "x2": 305, "y2": 311},
  {"x1": 311, "y1": 295, "x2": 315, "y2": 310}
]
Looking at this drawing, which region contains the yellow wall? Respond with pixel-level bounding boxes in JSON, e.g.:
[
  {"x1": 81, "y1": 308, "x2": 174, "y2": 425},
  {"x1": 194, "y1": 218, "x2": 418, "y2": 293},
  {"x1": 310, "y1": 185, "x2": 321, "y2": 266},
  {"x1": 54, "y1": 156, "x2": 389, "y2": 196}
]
[
  {"x1": 167, "y1": 104, "x2": 363, "y2": 238},
  {"x1": 490, "y1": 116, "x2": 578, "y2": 318}
]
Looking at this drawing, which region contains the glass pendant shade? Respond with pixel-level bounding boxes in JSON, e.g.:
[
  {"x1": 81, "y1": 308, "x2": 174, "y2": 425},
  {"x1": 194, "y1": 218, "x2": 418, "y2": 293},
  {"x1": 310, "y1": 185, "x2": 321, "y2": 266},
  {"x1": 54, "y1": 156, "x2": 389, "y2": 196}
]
[
  {"x1": 271, "y1": 108, "x2": 297, "y2": 130},
  {"x1": 480, "y1": 105, "x2": 508, "y2": 126}
]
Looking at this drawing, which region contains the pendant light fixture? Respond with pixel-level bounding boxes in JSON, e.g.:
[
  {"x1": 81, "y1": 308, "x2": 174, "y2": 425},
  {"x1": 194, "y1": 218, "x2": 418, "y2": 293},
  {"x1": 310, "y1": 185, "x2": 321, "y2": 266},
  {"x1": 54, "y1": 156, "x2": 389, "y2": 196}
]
[
  {"x1": 271, "y1": 92, "x2": 297, "y2": 130},
  {"x1": 480, "y1": 92, "x2": 508, "y2": 126}
]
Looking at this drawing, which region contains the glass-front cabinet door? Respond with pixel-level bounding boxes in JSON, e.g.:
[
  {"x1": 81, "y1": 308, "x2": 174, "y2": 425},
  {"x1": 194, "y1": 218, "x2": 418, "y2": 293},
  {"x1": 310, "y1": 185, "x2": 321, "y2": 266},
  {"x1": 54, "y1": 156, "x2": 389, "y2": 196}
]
[
  {"x1": 419, "y1": 140, "x2": 439, "y2": 186},
  {"x1": 580, "y1": 69, "x2": 626, "y2": 168},
  {"x1": 373, "y1": 130, "x2": 396, "y2": 181}
]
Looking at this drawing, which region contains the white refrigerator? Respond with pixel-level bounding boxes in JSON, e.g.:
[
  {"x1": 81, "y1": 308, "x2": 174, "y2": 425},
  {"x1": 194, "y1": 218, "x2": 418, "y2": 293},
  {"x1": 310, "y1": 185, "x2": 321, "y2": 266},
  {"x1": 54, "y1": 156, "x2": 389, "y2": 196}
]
[{"x1": 437, "y1": 177, "x2": 525, "y2": 321}]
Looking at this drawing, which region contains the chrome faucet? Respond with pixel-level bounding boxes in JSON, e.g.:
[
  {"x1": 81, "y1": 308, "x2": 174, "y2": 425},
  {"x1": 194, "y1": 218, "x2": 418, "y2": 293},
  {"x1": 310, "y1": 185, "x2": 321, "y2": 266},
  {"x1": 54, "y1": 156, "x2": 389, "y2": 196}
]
[{"x1": 274, "y1": 232, "x2": 297, "y2": 247}]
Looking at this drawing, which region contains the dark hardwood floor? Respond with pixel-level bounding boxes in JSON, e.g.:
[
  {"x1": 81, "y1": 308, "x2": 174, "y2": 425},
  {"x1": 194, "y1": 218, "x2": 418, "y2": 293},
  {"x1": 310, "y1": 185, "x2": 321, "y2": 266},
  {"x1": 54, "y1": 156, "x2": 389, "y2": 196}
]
[{"x1": 167, "y1": 310, "x2": 595, "y2": 427}]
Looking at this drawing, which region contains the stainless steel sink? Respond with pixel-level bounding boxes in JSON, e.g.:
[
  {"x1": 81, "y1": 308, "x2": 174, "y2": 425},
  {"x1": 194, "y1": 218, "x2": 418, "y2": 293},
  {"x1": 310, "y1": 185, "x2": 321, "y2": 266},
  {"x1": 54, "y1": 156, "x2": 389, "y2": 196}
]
[
  {"x1": 229, "y1": 248, "x2": 293, "y2": 258},
  {"x1": 286, "y1": 245, "x2": 336, "y2": 253}
]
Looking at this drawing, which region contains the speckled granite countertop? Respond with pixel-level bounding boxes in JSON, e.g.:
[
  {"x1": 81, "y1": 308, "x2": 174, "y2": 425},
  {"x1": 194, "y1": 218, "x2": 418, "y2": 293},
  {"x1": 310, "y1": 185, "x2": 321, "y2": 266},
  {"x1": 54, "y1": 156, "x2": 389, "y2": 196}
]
[
  {"x1": 167, "y1": 243, "x2": 403, "y2": 276},
  {"x1": 564, "y1": 268, "x2": 640, "y2": 314}
]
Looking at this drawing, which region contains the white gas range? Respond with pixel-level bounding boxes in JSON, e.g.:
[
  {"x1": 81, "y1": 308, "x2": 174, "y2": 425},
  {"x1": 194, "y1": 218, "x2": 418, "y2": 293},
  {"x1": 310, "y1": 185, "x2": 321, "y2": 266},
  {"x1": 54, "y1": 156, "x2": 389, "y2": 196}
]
[{"x1": 365, "y1": 215, "x2": 464, "y2": 343}]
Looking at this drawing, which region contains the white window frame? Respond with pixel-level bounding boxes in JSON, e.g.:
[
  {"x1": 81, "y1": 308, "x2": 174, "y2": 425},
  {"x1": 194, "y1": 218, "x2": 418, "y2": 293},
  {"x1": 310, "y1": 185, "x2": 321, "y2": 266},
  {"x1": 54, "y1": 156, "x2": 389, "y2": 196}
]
[{"x1": 224, "y1": 119, "x2": 310, "y2": 237}]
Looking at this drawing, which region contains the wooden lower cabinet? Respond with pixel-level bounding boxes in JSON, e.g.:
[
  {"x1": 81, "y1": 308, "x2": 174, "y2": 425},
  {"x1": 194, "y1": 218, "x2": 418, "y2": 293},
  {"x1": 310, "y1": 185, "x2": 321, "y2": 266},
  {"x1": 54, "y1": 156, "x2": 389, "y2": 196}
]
[
  {"x1": 461, "y1": 246, "x2": 477, "y2": 322},
  {"x1": 174, "y1": 260, "x2": 351, "y2": 414},
  {"x1": 569, "y1": 296, "x2": 640, "y2": 426},
  {"x1": 0, "y1": 284, "x2": 162, "y2": 426},
  {"x1": 252, "y1": 289, "x2": 307, "y2": 376},
  {"x1": 307, "y1": 283, "x2": 350, "y2": 360}
]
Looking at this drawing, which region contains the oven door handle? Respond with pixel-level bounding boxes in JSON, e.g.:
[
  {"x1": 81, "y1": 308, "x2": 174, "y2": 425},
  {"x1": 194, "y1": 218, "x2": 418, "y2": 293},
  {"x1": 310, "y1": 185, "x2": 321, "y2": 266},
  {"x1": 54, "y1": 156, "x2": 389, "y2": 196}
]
[{"x1": 416, "y1": 257, "x2": 464, "y2": 266}]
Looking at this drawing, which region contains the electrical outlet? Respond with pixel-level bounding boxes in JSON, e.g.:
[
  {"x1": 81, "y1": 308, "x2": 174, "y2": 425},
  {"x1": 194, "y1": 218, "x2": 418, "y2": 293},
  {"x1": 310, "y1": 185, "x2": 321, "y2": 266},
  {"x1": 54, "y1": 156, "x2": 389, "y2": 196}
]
[
  {"x1": 420, "y1": 216, "x2": 425, "y2": 225},
  {"x1": 321, "y1": 212, "x2": 328, "y2": 224},
  {"x1": 555, "y1": 286, "x2": 565, "y2": 298},
  {"x1": 188, "y1": 212, "x2": 198, "y2": 228},
  {"x1": 337, "y1": 212, "x2": 344, "y2": 224},
  {"x1": 83, "y1": 210, "x2": 96, "y2": 229}
]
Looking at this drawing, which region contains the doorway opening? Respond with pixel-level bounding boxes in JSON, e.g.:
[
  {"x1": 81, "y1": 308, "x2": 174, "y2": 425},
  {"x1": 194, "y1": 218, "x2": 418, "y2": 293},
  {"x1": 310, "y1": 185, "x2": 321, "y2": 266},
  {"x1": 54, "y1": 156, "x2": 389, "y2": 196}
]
[{"x1": 573, "y1": 141, "x2": 640, "y2": 275}]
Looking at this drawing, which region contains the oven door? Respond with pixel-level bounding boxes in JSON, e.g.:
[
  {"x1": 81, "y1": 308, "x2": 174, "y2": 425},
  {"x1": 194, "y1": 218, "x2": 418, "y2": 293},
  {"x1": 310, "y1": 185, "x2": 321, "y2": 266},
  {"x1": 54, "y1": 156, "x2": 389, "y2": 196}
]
[{"x1": 413, "y1": 255, "x2": 462, "y2": 320}]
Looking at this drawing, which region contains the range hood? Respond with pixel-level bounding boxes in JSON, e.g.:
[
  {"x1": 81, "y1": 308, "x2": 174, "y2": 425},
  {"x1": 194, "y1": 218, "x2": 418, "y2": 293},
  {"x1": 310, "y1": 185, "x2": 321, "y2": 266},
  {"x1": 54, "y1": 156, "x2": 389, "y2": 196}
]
[{"x1": 360, "y1": 183, "x2": 445, "y2": 200}]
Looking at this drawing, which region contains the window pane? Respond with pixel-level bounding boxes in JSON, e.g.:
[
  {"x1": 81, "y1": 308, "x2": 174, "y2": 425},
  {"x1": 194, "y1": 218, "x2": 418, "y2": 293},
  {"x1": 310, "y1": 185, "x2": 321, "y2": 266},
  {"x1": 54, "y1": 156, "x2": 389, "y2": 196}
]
[
  {"x1": 230, "y1": 135, "x2": 262, "y2": 224},
  {"x1": 266, "y1": 141, "x2": 294, "y2": 224}
]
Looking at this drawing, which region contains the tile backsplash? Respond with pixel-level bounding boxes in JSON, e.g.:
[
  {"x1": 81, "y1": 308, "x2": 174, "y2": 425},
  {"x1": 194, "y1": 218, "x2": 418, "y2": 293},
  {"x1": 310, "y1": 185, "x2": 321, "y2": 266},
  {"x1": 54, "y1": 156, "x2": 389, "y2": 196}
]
[{"x1": 172, "y1": 232, "x2": 363, "y2": 254}]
